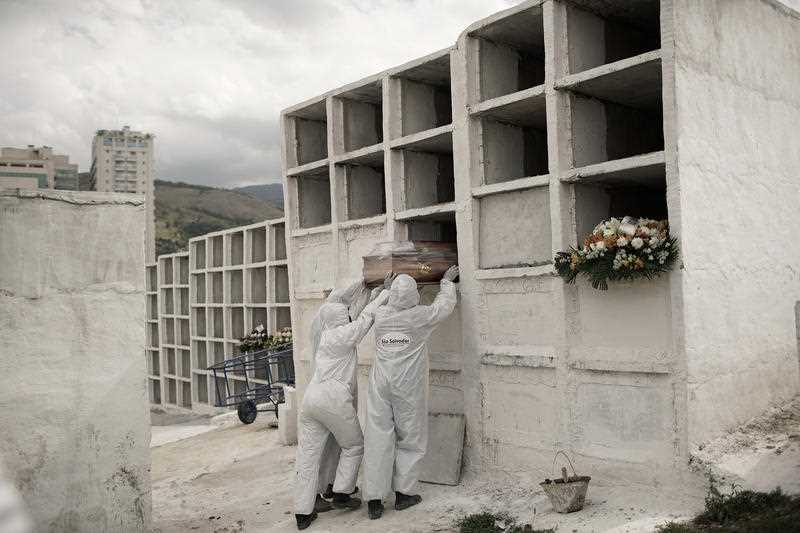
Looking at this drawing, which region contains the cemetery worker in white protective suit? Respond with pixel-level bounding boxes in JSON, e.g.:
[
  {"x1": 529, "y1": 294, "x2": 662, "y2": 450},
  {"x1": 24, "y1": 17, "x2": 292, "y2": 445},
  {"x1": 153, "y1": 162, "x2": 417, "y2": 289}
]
[
  {"x1": 294, "y1": 285, "x2": 390, "y2": 530},
  {"x1": 364, "y1": 265, "x2": 459, "y2": 520},
  {"x1": 306, "y1": 279, "x2": 377, "y2": 513}
]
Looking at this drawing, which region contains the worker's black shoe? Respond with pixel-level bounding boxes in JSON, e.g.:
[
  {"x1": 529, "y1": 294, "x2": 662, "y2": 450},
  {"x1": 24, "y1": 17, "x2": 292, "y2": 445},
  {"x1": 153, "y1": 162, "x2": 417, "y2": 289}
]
[
  {"x1": 322, "y1": 483, "x2": 334, "y2": 499},
  {"x1": 368, "y1": 499, "x2": 384, "y2": 519},
  {"x1": 314, "y1": 494, "x2": 333, "y2": 513},
  {"x1": 394, "y1": 492, "x2": 422, "y2": 511},
  {"x1": 295, "y1": 511, "x2": 317, "y2": 530},
  {"x1": 331, "y1": 492, "x2": 362, "y2": 510}
]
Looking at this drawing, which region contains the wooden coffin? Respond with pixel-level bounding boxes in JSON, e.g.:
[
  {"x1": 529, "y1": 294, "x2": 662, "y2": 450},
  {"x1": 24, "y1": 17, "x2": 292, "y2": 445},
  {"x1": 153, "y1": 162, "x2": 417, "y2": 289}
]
[{"x1": 363, "y1": 241, "x2": 458, "y2": 288}]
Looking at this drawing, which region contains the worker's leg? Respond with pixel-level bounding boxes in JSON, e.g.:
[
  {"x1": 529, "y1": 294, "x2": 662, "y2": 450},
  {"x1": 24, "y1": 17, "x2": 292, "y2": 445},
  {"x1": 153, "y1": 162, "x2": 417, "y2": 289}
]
[
  {"x1": 363, "y1": 365, "x2": 396, "y2": 502},
  {"x1": 391, "y1": 376, "x2": 428, "y2": 497},
  {"x1": 317, "y1": 434, "x2": 340, "y2": 495},
  {"x1": 294, "y1": 409, "x2": 330, "y2": 515}
]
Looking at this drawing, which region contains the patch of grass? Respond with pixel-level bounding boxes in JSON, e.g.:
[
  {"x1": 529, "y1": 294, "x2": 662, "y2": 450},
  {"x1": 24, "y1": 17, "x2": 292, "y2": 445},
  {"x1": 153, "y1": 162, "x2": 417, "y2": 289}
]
[
  {"x1": 656, "y1": 485, "x2": 800, "y2": 533},
  {"x1": 456, "y1": 511, "x2": 555, "y2": 533}
]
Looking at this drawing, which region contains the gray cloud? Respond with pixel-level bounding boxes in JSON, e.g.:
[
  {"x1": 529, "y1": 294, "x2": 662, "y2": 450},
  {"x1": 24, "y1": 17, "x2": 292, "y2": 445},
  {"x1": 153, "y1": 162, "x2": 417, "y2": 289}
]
[{"x1": 0, "y1": 0, "x2": 518, "y2": 187}]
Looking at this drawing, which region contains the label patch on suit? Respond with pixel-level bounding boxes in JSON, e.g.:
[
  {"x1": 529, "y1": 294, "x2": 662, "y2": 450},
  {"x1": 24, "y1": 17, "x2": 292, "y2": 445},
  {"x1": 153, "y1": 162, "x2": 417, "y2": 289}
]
[{"x1": 378, "y1": 333, "x2": 412, "y2": 352}]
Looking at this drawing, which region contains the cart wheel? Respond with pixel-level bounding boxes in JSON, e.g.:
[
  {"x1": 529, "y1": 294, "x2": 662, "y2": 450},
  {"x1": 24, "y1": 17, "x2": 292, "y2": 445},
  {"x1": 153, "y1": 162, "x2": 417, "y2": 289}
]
[{"x1": 237, "y1": 400, "x2": 258, "y2": 424}]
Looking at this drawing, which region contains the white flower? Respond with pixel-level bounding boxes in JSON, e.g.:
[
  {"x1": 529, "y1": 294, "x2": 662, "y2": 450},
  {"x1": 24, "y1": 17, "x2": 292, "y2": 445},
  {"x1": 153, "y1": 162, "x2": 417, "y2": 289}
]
[
  {"x1": 603, "y1": 229, "x2": 615, "y2": 238},
  {"x1": 631, "y1": 237, "x2": 645, "y2": 249},
  {"x1": 616, "y1": 237, "x2": 628, "y2": 247},
  {"x1": 620, "y1": 223, "x2": 636, "y2": 237}
]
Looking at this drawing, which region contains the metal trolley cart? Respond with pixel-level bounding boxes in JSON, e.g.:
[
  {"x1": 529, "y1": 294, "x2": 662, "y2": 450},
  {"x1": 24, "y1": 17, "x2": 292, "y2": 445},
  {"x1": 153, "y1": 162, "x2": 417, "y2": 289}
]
[{"x1": 208, "y1": 344, "x2": 295, "y2": 424}]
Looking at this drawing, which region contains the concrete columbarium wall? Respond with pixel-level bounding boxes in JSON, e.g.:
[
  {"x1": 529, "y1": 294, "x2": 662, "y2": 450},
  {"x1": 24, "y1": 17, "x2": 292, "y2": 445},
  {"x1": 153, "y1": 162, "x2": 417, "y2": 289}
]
[
  {"x1": 282, "y1": 0, "x2": 800, "y2": 491},
  {"x1": 0, "y1": 189, "x2": 151, "y2": 532},
  {"x1": 670, "y1": 0, "x2": 800, "y2": 445}
]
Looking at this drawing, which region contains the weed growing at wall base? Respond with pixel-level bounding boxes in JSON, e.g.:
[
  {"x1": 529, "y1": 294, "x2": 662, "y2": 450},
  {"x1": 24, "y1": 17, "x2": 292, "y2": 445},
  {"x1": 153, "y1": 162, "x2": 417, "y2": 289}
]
[{"x1": 456, "y1": 511, "x2": 555, "y2": 533}]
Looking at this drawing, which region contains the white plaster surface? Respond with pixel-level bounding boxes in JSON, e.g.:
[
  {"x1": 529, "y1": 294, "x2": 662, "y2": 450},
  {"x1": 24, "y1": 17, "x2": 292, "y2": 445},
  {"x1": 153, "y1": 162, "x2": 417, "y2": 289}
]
[
  {"x1": 673, "y1": 0, "x2": 800, "y2": 444},
  {"x1": 0, "y1": 190, "x2": 151, "y2": 532}
]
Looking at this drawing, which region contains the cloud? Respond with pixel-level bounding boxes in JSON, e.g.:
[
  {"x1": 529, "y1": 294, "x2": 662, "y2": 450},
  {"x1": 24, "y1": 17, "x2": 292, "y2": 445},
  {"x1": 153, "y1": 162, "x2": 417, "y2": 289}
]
[{"x1": 0, "y1": 0, "x2": 517, "y2": 187}]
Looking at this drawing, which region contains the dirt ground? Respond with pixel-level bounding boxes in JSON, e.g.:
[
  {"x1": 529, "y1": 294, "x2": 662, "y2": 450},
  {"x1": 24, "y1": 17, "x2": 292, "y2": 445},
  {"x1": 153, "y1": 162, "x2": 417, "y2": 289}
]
[{"x1": 150, "y1": 410, "x2": 703, "y2": 533}]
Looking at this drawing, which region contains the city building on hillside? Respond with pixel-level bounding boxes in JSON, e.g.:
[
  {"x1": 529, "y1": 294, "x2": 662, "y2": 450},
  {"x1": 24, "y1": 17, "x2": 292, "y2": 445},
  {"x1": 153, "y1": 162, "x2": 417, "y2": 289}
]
[
  {"x1": 0, "y1": 145, "x2": 78, "y2": 191},
  {"x1": 91, "y1": 126, "x2": 156, "y2": 260}
]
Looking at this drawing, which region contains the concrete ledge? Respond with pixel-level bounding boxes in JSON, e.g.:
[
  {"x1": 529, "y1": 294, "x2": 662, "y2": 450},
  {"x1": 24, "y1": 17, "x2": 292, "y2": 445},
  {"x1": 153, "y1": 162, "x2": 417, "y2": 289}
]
[
  {"x1": 291, "y1": 225, "x2": 333, "y2": 238},
  {"x1": 332, "y1": 143, "x2": 384, "y2": 166},
  {"x1": 0, "y1": 188, "x2": 145, "y2": 205},
  {"x1": 481, "y1": 353, "x2": 557, "y2": 368},
  {"x1": 471, "y1": 174, "x2": 550, "y2": 198},
  {"x1": 560, "y1": 151, "x2": 665, "y2": 187},
  {"x1": 474, "y1": 263, "x2": 554, "y2": 280},
  {"x1": 337, "y1": 215, "x2": 386, "y2": 229},
  {"x1": 389, "y1": 124, "x2": 453, "y2": 153},
  {"x1": 286, "y1": 158, "x2": 329, "y2": 177},
  {"x1": 394, "y1": 202, "x2": 456, "y2": 221},
  {"x1": 568, "y1": 359, "x2": 672, "y2": 375}
]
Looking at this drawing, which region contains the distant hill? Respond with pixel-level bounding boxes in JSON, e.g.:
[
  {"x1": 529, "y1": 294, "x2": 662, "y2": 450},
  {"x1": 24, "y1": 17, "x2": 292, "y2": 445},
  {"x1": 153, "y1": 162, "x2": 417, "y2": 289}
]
[
  {"x1": 155, "y1": 180, "x2": 283, "y2": 256},
  {"x1": 233, "y1": 183, "x2": 284, "y2": 209}
]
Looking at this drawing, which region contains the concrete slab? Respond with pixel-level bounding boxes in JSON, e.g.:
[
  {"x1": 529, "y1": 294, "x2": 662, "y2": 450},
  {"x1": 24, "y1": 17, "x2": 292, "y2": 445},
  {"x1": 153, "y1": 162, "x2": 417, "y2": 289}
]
[{"x1": 420, "y1": 413, "x2": 466, "y2": 486}]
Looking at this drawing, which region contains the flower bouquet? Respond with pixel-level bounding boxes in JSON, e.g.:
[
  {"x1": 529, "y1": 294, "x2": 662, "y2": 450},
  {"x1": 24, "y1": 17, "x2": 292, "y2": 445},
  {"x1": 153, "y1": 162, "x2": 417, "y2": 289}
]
[
  {"x1": 239, "y1": 324, "x2": 293, "y2": 352},
  {"x1": 554, "y1": 217, "x2": 678, "y2": 290}
]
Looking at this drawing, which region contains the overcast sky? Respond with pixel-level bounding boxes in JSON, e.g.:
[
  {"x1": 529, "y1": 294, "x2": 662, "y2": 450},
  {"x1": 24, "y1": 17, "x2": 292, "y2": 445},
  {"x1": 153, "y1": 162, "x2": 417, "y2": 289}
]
[{"x1": 0, "y1": 0, "x2": 518, "y2": 188}]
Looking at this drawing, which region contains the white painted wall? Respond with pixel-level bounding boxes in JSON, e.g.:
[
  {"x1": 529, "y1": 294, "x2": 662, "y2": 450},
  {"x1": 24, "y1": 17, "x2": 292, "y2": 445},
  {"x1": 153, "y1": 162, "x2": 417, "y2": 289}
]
[
  {"x1": 0, "y1": 190, "x2": 151, "y2": 532},
  {"x1": 673, "y1": 0, "x2": 800, "y2": 444}
]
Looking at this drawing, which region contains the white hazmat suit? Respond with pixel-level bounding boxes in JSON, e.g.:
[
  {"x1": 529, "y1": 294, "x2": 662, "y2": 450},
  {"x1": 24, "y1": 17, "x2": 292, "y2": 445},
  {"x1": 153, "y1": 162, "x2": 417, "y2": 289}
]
[
  {"x1": 363, "y1": 274, "x2": 458, "y2": 501},
  {"x1": 294, "y1": 289, "x2": 389, "y2": 515},
  {"x1": 308, "y1": 280, "x2": 371, "y2": 498}
]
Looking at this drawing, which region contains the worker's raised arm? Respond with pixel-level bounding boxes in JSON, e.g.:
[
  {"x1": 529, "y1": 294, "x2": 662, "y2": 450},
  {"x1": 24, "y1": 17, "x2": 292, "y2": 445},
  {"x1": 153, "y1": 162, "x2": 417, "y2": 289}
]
[
  {"x1": 417, "y1": 266, "x2": 458, "y2": 328},
  {"x1": 328, "y1": 289, "x2": 389, "y2": 348}
]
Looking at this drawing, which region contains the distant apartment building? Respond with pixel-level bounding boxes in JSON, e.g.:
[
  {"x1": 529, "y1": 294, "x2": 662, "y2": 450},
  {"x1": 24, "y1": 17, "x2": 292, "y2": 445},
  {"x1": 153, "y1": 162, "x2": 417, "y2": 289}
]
[
  {"x1": 0, "y1": 145, "x2": 78, "y2": 191},
  {"x1": 90, "y1": 126, "x2": 155, "y2": 260}
]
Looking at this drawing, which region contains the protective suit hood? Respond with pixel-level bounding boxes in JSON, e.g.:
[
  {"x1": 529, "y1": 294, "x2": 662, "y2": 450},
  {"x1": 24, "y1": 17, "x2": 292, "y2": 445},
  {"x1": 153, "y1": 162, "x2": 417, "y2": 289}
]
[{"x1": 387, "y1": 274, "x2": 420, "y2": 310}]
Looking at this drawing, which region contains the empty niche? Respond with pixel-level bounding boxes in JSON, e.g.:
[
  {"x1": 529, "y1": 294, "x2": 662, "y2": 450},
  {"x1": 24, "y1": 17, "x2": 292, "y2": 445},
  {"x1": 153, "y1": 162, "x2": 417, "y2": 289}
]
[
  {"x1": 192, "y1": 273, "x2": 205, "y2": 303},
  {"x1": 403, "y1": 150, "x2": 454, "y2": 208},
  {"x1": 566, "y1": 1, "x2": 660, "y2": 74},
  {"x1": 296, "y1": 170, "x2": 332, "y2": 228},
  {"x1": 167, "y1": 379, "x2": 177, "y2": 404},
  {"x1": 162, "y1": 257, "x2": 173, "y2": 285},
  {"x1": 150, "y1": 351, "x2": 160, "y2": 376},
  {"x1": 150, "y1": 379, "x2": 162, "y2": 404},
  {"x1": 231, "y1": 307, "x2": 244, "y2": 340},
  {"x1": 179, "y1": 318, "x2": 190, "y2": 346},
  {"x1": 214, "y1": 376, "x2": 226, "y2": 404},
  {"x1": 210, "y1": 236, "x2": 224, "y2": 267},
  {"x1": 179, "y1": 288, "x2": 189, "y2": 316},
  {"x1": 166, "y1": 348, "x2": 176, "y2": 375},
  {"x1": 147, "y1": 294, "x2": 158, "y2": 320},
  {"x1": 574, "y1": 180, "x2": 667, "y2": 242},
  {"x1": 193, "y1": 240, "x2": 206, "y2": 269},
  {"x1": 340, "y1": 82, "x2": 383, "y2": 152},
  {"x1": 180, "y1": 350, "x2": 191, "y2": 378},
  {"x1": 212, "y1": 308, "x2": 224, "y2": 339},
  {"x1": 250, "y1": 308, "x2": 268, "y2": 331},
  {"x1": 211, "y1": 341, "x2": 225, "y2": 365},
  {"x1": 397, "y1": 54, "x2": 452, "y2": 136},
  {"x1": 210, "y1": 272, "x2": 223, "y2": 304},
  {"x1": 343, "y1": 163, "x2": 386, "y2": 220},
  {"x1": 193, "y1": 308, "x2": 206, "y2": 337},
  {"x1": 481, "y1": 117, "x2": 548, "y2": 184},
  {"x1": 288, "y1": 100, "x2": 328, "y2": 167},
  {"x1": 472, "y1": 5, "x2": 545, "y2": 101},
  {"x1": 148, "y1": 323, "x2": 159, "y2": 348},
  {"x1": 229, "y1": 232, "x2": 244, "y2": 266},
  {"x1": 249, "y1": 267, "x2": 267, "y2": 304},
  {"x1": 181, "y1": 381, "x2": 192, "y2": 408},
  {"x1": 248, "y1": 226, "x2": 267, "y2": 263},
  {"x1": 146, "y1": 266, "x2": 157, "y2": 291},
  {"x1": 178, "y1": 256, "x2": 189, "y2": 284},
  {"x1": 163, "y1": 318, "x2": 175, "y2": 344},
  {"x1": 272, "y1": 223, "x2": 287, "y2": 261},
  {"x1": 194, "y1": 340, "x2": 207, "y2": 368},
  {"x1": 405, "y1": 212, "x2": 457, "y2": 243},
  {"x1": 570, "y1": 88, "x2": 663, "y2": 167},
  {"x1": 274, "y1": 307, "x2": 292, "y2": 331},
  {"x1": 229, "y1": 270, "x2": 243, "y2": 304},
  {"x1": 162, "y1": 288, "x2": 174, "y2": 314},
  {"x1": 195, "y1": 374, "x2": 208, "y2": 403},
  {"x1": 479, "y1": 187, "x2": 551, "y2": 269},
  {"x1": 272, "y1": 266, "x2": 290, "y2": 303}
]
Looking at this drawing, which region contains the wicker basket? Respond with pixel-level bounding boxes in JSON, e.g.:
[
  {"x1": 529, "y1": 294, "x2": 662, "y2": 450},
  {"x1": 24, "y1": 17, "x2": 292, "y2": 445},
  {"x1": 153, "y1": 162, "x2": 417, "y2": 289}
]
[{"x1": 540, "y1": 451, "x2": 591, "y2": 513}]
